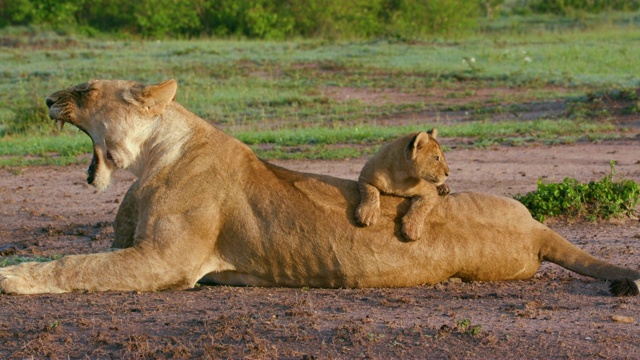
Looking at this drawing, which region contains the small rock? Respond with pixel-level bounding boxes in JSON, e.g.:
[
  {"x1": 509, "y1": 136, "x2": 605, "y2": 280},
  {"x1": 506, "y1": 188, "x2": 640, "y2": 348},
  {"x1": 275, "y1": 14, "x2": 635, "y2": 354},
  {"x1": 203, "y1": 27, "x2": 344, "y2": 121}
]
[
  {"x1": 611, "y1": 315, "x2": 634, "y2": 324},
  {"x1": 0, "y1": 244, "x2": 20, "y2": 256}
]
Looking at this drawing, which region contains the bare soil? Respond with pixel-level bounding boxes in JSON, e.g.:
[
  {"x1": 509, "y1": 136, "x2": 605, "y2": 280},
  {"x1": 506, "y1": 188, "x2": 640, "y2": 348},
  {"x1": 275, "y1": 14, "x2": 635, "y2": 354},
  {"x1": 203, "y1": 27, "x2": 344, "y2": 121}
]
[{"x1": 1, "y1": 140, "x2": 639, "y2": 359}]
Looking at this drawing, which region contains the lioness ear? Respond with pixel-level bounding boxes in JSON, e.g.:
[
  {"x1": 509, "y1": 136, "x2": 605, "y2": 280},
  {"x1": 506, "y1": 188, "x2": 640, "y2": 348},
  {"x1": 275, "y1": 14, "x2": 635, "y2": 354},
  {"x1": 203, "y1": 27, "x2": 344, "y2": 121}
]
[
  {"x1": 427, "y1": 128, "x2": 438, "y2": 139},
  {"x1": 144, "y1": 79, "x2": 177, "y2": 115},
  {"x1": 407, "y1": 132, "x2": 430, "y2": 159},
  {"x1": 146, "y1": 79, "x2": 177, "y2": 105},
  {"x1": 124, "y1": 79, "x2": 177, "y2": 115}
]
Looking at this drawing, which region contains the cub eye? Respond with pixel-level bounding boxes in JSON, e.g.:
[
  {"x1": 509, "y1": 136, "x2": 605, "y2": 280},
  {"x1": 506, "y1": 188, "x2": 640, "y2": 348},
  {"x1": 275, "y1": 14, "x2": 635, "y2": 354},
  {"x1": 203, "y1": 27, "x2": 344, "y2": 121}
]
[{"x1": 434, "y1": 155, "x2": 440, "y2": 162}]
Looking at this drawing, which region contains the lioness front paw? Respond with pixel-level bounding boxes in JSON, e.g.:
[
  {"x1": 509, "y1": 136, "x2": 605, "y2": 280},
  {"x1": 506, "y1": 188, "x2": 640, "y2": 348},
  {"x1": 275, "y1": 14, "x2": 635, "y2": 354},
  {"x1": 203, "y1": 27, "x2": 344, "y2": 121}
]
[
  {"x1": 355, "y1": 204, "x2": 379, "y2": 226},
  {"x1": 0, "y1": 269, "x2": 23, "y2": 295},
  {"x1": 436, "y1": 184, "x2": 450, "y2": 196}
]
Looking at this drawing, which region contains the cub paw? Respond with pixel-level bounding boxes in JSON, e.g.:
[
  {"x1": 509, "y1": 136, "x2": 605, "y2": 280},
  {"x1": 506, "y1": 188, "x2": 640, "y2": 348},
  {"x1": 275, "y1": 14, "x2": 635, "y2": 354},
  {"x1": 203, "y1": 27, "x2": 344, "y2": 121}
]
[
  {"x1": 401, "y1": 218, "x2": 423, "y2": 242},
  {"x1": 356, "y1": 204, "x2": 379, "y2": 227},
  {"x1": 436, "y1": 184, "x2": 451, "y2": 196}
]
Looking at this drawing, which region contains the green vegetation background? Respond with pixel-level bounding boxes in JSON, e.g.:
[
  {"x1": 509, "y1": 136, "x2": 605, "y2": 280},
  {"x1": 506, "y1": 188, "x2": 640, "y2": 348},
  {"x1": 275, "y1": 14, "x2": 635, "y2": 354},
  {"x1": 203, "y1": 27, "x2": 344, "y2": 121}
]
[
  {"x1": 2, "y1": 1, "x2": 640, "y2": 162},
  {"x1": 1, "y1": 0, "x2": 639, "y2": 222},
  {"x1": 2, "y1": 0, "x2": 639, "y2": 39}
]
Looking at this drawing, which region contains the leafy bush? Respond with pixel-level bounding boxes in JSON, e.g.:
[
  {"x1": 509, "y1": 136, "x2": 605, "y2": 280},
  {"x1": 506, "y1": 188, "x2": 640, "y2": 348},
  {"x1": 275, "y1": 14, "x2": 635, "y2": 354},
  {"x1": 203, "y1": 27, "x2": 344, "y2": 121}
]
[
  {"x1": 0, "y1": 0, "x2": 481, "y2": 39},
  {"x1": 515, "y1": 161, "x2": 640, "y2": 222},
  {"x1": 525, "y1": 0, "x2": 640, "y2": 15}
]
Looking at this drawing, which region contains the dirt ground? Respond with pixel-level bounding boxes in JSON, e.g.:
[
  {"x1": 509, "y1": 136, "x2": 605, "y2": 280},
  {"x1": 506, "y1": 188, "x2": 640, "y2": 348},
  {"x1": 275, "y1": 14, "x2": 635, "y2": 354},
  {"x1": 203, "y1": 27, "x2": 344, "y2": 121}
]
[{"x1": 1, "y1": 141, "x2": 639, "y2": 359}]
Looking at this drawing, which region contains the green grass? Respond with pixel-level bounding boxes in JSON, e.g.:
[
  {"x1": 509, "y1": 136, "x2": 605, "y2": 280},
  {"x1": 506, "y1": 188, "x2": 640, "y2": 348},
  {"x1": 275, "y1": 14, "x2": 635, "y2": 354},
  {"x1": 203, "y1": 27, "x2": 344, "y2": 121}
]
[
  {"x1": 0, "y1": 118, "x2": 625, "y2": 165},
  {"x1": 235, "y1": 118, "x2": 619, "y2": 146},
  {"x1": 0, "y1": 133, "x2": 91, "y2": 167},
  {"x1": 0, "y1": 255, "x2": 63, "y2": 267},
  {"x1": 1, "y1": 15, "x2": 640, "y2": 162}
]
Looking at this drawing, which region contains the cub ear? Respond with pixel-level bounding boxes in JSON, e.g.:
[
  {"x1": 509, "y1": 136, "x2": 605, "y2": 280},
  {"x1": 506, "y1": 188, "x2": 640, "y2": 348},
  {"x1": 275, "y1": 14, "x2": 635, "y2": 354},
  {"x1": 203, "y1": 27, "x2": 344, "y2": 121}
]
[
  {"x1": 407, "y1": 131, "x2": 430, "y2": 159},
  {"x1": 427, "y1": 128, "x2": 438, "y2": 139}
]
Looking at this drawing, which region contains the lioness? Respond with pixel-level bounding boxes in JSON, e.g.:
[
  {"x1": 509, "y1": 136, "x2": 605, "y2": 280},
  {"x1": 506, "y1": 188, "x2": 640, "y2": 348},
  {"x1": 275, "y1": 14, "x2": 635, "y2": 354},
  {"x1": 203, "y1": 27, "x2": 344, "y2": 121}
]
[
  {"x1": 356, "y1": 130, "x2": 450, "y2": 241},
  {"x1": 0, "y1": 79, "x2": 638, "y2": 296}
]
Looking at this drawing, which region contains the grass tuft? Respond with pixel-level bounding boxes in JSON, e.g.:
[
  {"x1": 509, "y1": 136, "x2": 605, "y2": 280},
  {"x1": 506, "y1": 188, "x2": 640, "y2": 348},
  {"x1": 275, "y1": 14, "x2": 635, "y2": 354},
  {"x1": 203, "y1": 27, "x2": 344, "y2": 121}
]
[{"x1": 0, "y1": 255, "x2": 63, "y2": 267}]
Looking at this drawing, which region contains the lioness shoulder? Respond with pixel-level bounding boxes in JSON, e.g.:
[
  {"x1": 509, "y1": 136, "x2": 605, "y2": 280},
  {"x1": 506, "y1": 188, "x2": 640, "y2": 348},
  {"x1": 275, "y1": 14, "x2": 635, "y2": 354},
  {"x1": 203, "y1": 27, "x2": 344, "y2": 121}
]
[{"x1": 355, "y1": 129, "x2": 450, "y2": 241}]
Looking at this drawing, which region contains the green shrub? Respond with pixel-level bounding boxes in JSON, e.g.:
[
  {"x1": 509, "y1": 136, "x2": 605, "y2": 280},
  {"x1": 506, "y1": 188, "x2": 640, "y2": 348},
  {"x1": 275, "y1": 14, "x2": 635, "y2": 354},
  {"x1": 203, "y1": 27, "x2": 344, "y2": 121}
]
[
  {"x1": 0, "y1": 0, "x2": 35, "y2": 27},
  {"x1": 0, "y1": 0, "x2": 481, "y2": 39},
  {"x1": 515, "y1": 161, "x2": 640, "y2": 222},
  {"x1": 526, "y1": 0, "x2": 640, "y2": 15}
]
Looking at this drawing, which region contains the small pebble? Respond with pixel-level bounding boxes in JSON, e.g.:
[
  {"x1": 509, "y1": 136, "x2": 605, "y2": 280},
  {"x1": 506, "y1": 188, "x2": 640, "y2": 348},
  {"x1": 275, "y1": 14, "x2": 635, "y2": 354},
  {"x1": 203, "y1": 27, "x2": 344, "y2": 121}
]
[{"x1": 611, "y1": 315, "x2": 634, "y2": 324}]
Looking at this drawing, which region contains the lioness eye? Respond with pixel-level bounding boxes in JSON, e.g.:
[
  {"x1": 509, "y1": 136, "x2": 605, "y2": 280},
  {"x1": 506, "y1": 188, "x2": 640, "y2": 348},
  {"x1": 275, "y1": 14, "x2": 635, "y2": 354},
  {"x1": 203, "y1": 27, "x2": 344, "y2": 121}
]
[{"x1": 434, "y1": 156, "x2": 440, "y2": 162}]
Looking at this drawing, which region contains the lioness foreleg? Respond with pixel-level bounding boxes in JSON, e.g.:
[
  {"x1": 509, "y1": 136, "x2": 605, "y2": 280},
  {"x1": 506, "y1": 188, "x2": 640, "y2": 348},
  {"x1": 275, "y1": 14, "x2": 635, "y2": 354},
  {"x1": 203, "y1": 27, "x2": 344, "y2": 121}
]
[
  {"x1": 0, "y1": 245, "x2": 201, "y2": 294},
  {"x1": 356, "y1": 181, "x2": 381, "y2": 226},
  {"x1": 111, "y1": 181, "x2": 139, "y2": 249}
]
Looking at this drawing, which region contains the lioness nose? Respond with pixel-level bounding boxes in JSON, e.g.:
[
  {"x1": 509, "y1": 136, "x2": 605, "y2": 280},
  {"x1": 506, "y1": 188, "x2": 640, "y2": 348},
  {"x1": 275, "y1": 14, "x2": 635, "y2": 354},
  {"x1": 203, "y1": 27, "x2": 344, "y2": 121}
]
[{"x1": 45, "y1": 97, "x2": 55, "y2": 108}]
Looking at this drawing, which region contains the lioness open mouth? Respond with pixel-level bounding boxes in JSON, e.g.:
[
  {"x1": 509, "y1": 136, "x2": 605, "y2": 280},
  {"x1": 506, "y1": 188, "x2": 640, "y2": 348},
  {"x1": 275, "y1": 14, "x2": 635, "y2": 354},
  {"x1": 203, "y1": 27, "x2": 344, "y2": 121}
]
[
  {"x1": 51, "y1": 117, "x2": 102, "y2": 186},
  {"x1": 87, "y1": 147, "x2": 99, "y2": 185},
  {"x1": 47, "y1": 112, "x2": 107, "y2": 187},
  {"x1": 85, "y1": 145, "x2": 115, "y2": 186}
]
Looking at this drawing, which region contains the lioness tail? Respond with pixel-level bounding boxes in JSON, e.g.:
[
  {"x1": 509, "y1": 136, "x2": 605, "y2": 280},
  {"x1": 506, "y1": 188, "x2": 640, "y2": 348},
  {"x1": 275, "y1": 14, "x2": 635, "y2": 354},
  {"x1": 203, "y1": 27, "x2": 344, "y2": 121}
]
[
  {"x1": 609, "y1": 279, "x2": 640, "y2": 297},
  {"x1": 539, "y1": 228, "x2": 640, "y2": 296}
]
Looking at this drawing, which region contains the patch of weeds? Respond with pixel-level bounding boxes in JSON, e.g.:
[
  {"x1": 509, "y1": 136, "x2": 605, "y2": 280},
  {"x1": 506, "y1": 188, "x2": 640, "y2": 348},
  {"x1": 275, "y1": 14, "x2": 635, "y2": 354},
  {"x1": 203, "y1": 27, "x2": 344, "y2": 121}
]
[
  {"x1": 43, "y1": 320, "x2": 60, "y2": 332},
  {"x1": 515, "y1": 161, "x2": 639, "y2": 222},
  {"x1": 565, "y1": 98, "x2": 608, "y2": 118},
  {"x1": 566, "y1": 87, "x2": 640, "y2": 118},
  {"x1": 439, "y1": 319, "x2": 482, "y2": 338},
  {"x1": 0, "y1": 254, "x2": 63, "y2": 267},
  {"x1": 8, "y1": 167, "x2": 23, "y2": 175},
  {"x1": 455, "y1": 319, "x2": 482, "y2": 336},
  {"x1": 251, "y1": 144, "x2": 374, "y2": 160}
]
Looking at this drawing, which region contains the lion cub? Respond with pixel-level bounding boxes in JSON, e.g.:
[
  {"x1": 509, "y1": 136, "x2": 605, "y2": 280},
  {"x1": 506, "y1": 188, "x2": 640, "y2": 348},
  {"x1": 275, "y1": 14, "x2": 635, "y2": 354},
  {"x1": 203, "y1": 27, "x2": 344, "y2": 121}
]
[{"x1": 355, "y1": 129, "x2": 450, "y2": 241}]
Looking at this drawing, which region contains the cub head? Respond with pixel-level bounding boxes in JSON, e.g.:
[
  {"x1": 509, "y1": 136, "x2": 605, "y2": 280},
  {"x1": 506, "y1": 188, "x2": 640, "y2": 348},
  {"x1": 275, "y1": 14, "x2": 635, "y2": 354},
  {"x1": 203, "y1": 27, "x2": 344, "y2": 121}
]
[
  {"x1": 45, "y1": 79, "x2": 177, "y2": 191},
  {"x1": 404, "y1": 129, "x2": 449, "y2": 186}
]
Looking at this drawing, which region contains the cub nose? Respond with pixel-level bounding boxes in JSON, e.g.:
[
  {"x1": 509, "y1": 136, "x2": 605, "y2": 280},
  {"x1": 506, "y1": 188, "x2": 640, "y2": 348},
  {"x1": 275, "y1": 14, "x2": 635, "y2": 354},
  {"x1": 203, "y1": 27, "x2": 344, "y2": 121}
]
[{"x1": 45, "y1": 97, "x2": 56, "y2": 108}]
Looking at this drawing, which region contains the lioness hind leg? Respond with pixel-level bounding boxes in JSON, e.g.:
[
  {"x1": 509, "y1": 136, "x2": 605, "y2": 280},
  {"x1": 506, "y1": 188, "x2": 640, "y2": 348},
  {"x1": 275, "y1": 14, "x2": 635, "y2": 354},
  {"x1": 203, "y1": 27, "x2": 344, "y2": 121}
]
[{"x1": 355, "y1": 182, "x2": 381, "y2": 226}]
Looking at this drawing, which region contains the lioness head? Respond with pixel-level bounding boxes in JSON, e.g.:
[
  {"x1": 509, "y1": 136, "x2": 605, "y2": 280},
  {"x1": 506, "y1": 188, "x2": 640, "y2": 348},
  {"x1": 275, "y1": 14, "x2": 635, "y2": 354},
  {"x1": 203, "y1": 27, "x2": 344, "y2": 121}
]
[
  {"x1": 405, "y1": 129, "x2": 449, "y2": 186},
  {"x1": 46, "y1": 79, "x2": 177, "y2": 191}
]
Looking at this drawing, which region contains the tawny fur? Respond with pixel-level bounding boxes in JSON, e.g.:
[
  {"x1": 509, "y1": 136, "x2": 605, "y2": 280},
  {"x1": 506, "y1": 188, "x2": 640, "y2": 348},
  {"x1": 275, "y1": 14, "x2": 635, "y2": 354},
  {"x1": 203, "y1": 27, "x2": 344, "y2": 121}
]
[
  {"x1": 0, "y1": 79, "x2": 638, "y2": 296},
  {"x1": 356, "y1": 130, "x2": 450, "y2": 241}
]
